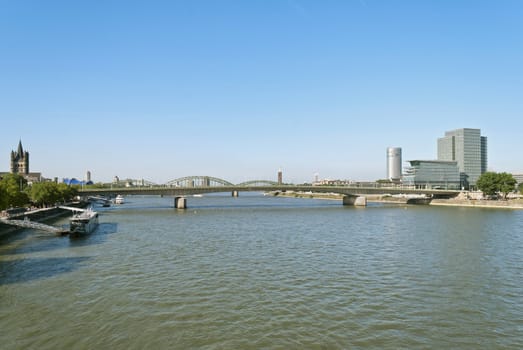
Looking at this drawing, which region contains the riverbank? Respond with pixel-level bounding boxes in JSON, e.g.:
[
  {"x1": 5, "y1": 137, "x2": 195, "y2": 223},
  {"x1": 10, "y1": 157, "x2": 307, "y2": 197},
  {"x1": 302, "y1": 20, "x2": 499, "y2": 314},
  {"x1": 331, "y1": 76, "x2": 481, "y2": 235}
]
[
  {"x1": 0, "y1": 202, "x2": 88, "y2": 238},
  {"x1": 269, "y1": 191, "x2": 523, "y2": 209},
  {"x1": 430, "y1": 198, "x2": 523, "y2": 209}
]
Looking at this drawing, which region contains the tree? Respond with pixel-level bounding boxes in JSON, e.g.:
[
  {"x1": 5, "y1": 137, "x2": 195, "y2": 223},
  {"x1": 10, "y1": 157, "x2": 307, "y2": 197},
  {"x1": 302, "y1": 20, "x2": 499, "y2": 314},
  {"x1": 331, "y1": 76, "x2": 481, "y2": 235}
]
[
  {"x1": 28, "y1": 182, "x2": 58, "y2": 207},
  {"x1": 476, "y1": 172, "x2": 517, "y2": 199},
  {"x1": 56, "y1": 183, "x2": 78, "y2": 202},
  {"x1": 28, "y1": 182, "x2": 79, "y2": 207},
  {"x1": 0, "y1": 181, "x2": 7, "y2": 210},
  {"x1": 498, "y1": 172, "x2": 517, "y2": 199},
  {"x1": 476, "y1": 172, "x2": 499, "y2": 197},
  {"x1": 0, "y1": 173, "x2": 29, "y2": 209}
]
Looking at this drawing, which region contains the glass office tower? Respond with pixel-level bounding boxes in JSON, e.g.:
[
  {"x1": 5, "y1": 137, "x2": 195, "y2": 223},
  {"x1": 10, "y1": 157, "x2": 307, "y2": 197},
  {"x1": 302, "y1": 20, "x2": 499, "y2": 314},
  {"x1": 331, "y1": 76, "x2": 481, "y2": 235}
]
[{"x1": 437, "y1": 128, "x2": 487, "y2": 188}]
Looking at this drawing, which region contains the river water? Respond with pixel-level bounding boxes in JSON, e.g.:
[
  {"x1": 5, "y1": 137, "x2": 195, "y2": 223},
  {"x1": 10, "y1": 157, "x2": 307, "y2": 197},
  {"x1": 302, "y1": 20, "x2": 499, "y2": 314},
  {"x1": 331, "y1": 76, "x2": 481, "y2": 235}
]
[{"x1": 1, "y1": 194, "x2": 522, "y2": 349}]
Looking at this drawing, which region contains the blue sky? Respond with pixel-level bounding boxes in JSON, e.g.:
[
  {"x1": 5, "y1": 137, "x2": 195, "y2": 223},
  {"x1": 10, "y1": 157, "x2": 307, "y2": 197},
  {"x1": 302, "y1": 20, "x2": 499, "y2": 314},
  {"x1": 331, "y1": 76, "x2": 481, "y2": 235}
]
[{"x1": 1, "y1": 0, "x2": 522, "y2": 184}]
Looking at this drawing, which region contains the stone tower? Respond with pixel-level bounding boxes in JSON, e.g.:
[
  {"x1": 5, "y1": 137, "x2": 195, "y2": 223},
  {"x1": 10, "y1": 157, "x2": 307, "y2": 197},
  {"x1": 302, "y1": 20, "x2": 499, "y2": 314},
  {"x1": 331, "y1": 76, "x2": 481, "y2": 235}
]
[{"x1": 10, "y1": 140, "x2": 29, "y2": 174}]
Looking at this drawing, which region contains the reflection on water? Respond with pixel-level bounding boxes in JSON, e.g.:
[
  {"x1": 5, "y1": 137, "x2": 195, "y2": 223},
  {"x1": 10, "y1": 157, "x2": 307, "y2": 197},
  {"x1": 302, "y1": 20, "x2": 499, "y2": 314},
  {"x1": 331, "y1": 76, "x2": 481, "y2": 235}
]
[
  {"x1": 0, "y1": 256, "x2": 91, "y2": 285},
  {"x1": 1, "y1": 194, "x2": 523, "y2": 349}
]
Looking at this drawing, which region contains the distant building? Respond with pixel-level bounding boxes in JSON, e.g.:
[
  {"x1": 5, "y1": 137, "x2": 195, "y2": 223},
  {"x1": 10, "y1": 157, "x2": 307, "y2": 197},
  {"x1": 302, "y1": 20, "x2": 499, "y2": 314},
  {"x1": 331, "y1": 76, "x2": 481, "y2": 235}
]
[
  {"x1": 278, "y1": 169, "x2": 283, "y2": 185},
  {"x1": 513, "y1": 174, "x2": 523, "y2": 184},
  {"x1": 438, "y1": 128, "x2": 487, "y2": 188},
  {"x1": 313, "y1": 178, "x2": 354, "y2": 186},
  {"x1": 85, "y1": 170, "x2": 91, "y2": 183},
  {"x1": 403, "y1": 160, "x2": 461, "y2": 189},
  {"x1": 10, "y1": 140, "x2": 29, "y2": 174},
  {"x1": 1, "y1": 140, "x2": 42, "y2": 183},
  {"x1": 63, "y1": 177, "x2": 93, "y2": 186},
  {"x1": 386, "y1": 147, "x2": 402, "y2": 182}
]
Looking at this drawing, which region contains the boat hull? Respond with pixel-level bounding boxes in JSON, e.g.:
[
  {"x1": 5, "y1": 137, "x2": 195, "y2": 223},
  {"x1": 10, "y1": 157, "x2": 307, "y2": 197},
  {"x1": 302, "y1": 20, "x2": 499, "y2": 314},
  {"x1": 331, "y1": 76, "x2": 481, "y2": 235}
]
[{"x1": 69, "y1": 212, "x2": 99, "y2": 237}]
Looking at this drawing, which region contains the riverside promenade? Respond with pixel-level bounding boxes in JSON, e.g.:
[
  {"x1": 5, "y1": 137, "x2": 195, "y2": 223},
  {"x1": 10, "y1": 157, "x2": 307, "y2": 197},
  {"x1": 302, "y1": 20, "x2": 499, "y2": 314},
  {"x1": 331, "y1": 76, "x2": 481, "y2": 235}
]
[
  {"x1": 430, "y1": 198, "x2": 523, "y2": 209},
  {"x1": 272, "y1": 191, "x2": 523, "y2": 209}
]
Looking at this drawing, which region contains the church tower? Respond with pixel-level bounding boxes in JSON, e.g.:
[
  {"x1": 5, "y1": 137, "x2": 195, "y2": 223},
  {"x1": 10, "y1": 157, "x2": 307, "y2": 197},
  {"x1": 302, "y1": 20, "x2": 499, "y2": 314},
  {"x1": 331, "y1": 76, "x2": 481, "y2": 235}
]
[{"x1": 10, "y1": 140, "x2": 29, "y2": 174}]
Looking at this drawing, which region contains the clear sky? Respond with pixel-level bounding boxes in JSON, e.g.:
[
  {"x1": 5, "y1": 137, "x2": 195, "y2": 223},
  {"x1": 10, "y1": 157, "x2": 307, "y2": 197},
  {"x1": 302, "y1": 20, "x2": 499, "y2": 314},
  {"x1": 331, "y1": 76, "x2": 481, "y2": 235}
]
[{"x1": 1, "y1": 0, "x2": 522, "y2": 184}]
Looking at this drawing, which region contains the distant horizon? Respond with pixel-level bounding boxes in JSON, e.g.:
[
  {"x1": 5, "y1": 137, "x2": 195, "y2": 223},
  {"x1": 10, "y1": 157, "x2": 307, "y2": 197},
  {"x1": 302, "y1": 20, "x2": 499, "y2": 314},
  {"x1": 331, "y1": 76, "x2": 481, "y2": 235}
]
[
  {"x1": 2, "y1": 1, "x2": 522, "y2": 183},
  {"x1": 2, "y1": 130, "x2": 521, "y2": 185}
]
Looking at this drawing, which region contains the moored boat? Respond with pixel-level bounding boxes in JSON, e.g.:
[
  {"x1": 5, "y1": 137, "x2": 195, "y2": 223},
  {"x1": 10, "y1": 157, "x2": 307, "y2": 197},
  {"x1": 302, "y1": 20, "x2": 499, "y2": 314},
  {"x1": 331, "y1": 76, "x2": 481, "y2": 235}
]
[
  {"x1": 114, "y1": 195, "x2": 125, "y2": 205},
  {"x1": 69, "y1": 208, "x2": 99, "y2": 237}
]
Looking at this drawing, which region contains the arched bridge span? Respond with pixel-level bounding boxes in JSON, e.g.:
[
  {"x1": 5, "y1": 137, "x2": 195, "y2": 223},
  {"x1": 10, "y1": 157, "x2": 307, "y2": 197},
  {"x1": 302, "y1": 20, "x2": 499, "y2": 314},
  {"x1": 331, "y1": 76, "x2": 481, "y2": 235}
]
[
  {"x1": 165, "y1": 176, "x2": 278, "y2": 187},
  {"x1": 166, "y1": 176, "x2": 234, "y2": 188},
  {"x1": 237, "y1": 180, "x2": 279, "y2": 186}
]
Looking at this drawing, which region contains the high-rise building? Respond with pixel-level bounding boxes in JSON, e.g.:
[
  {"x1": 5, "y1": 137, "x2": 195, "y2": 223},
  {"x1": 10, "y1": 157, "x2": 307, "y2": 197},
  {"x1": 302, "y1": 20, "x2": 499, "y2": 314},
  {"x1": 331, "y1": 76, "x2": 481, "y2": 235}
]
[
  {"x1": 437, "y1": 128, "x2": 487, "y2": 187},
  {"x1": 277, "y1": 169, "x2": 283, "y2": 185},
  {"x1": 386, "y1": 147, "x2": 402, "y2": 182},
  {"x1": 10, "y1": 140, "x2": 29, "y2": 174}
]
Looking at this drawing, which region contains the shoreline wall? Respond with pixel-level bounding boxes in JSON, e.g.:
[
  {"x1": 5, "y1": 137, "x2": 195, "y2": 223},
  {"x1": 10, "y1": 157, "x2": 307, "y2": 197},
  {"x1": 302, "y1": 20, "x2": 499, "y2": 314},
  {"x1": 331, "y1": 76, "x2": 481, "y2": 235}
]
[
  {"x1": 430, "y1": 199, "x2": 523, "y2": 209},
  {"x1": 0, "y1": 202, "x2": 87, "y2": 238},
  {"x1": 271, "y1": 191, "x2": 523, "y2": 209}
]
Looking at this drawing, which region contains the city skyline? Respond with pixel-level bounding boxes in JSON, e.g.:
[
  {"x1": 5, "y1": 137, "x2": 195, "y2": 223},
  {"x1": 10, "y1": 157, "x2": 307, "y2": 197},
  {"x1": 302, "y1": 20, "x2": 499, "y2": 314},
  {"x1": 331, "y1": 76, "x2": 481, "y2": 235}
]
[{"x1": 1, "y1": 1, "x2": 522, "y2": 184}]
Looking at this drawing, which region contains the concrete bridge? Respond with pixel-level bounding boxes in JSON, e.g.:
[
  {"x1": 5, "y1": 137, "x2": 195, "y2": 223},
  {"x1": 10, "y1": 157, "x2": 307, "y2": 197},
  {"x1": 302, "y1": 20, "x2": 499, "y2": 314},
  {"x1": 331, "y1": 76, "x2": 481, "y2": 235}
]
[{"x1": 80, "y1": 175, "x2": 460, "y2": 208}]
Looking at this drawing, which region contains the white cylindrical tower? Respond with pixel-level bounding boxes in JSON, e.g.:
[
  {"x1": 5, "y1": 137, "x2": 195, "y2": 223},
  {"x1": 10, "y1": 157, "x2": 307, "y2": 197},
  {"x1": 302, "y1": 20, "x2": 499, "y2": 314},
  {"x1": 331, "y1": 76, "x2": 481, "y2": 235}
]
[{"x1": 387, "y1": 147, "x2": 402, "y2": 181}]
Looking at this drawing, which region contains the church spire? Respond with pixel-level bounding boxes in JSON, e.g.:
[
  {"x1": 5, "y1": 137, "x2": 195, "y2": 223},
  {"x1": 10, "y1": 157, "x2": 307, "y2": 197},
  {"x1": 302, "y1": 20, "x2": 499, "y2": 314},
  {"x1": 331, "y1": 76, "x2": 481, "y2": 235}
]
[{"x1": 17, "y1": 139, "x2": 23, "y2": 156}]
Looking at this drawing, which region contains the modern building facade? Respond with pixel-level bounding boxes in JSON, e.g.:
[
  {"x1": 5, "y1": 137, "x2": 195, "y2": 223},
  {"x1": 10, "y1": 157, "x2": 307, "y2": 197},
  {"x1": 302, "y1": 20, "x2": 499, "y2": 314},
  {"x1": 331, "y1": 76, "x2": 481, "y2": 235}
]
[
  {"x1": 437, "y1": 128, "x2": 487, "y2": 188},
  {"x1": 403, "y1": 160, "x2": 461, "y2": 189},
  {"x1": 386, "y1": 147, "x2": 402, "y2": 182}
]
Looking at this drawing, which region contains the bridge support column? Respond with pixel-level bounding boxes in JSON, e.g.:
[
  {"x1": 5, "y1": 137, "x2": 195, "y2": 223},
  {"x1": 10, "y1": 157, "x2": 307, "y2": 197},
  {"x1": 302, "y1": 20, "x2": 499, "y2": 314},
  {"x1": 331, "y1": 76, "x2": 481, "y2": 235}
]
[
  {"x1": 174, "y1": 196, "x2": 187, "y2": 209},
  {"x1": 232, "y1": 191, "x2": 239, "y2": 197},
  {"x1": 343, "y1": 195, "x2": 367, "y2": 207}
]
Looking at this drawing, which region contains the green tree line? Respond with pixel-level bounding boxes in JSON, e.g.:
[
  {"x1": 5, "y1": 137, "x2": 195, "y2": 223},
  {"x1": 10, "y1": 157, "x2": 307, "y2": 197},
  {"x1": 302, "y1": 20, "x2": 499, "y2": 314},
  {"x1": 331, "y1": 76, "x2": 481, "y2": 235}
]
[
  {"x1": 0, "y1": 174, "x2": 78, "y2": 211},
  {"x1": 476, "y1": 172, "x2": 518, "y2": 199}
]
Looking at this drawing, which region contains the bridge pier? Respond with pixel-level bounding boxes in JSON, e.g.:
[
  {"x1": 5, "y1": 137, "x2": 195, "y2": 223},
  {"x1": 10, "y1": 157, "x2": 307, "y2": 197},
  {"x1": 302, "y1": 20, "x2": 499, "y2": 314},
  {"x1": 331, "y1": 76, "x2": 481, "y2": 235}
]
[
  {"x1": 232, "y1": 191, "x2": 239, "y2": 197},
  {"x1": 342, "y1": 195, "x2": 367, "y2": 207},
  {"x1": 174, "y1": 196, "x2": 187, "y2": 209}
]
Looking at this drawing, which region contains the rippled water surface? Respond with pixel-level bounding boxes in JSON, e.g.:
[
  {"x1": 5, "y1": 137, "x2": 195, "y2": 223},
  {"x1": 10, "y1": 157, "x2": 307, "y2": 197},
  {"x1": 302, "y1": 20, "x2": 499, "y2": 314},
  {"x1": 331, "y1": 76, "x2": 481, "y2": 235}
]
[{"x1": 1, "y1": 194, "x2": 523, "y2": 349}]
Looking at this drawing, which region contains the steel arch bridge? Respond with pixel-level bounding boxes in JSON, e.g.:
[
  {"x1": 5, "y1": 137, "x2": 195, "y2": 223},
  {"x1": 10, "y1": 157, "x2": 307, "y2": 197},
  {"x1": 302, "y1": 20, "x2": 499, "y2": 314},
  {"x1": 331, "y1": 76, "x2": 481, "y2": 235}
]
[
  {"x1": 108, "y1": 176, "x2": 278, "y2": 188},
  {"x1": 237, "y1": 180, "x2": 279, "y2": 186},
  {"x1": 166, "y1": 176, "x2": 235, "y2": 187},
  {"x1": 118, "y1": 178, "x2": 159, "y2": 187},
  {"x1": 165, "y1": 176, "x2": 279, "y2": 187}
]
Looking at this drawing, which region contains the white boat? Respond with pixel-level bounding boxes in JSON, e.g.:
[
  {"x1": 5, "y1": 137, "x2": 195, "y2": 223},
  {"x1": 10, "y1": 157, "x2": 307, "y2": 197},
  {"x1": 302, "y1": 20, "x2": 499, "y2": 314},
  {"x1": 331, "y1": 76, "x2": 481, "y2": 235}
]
[
  {"x1": 114, "y1": 195, "x2": 125, "y2": 204},
  {"x1": 70, "y1": 208, "x2": 99, "y2": 236}
]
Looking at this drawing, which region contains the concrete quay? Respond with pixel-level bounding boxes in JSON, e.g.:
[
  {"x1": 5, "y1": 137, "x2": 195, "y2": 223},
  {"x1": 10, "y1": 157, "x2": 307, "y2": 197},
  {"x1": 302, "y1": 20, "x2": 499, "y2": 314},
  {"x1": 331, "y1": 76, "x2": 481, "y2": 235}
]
[
  {"x1": 430, "y1": 198, "x2": 523, "y2": 209},
  {"x1": 0, "y1": 202, "x2": 87, "y2": 238},
  {"x1": 270, "y1": 191, "x2": 523, "y2": 209}
]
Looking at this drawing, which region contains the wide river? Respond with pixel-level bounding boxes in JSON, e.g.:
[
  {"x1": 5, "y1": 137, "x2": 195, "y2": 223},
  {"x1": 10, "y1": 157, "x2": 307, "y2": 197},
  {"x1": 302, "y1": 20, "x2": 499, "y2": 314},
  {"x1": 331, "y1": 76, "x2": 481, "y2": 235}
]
[{"x1": 1, "y1": 194, "x2": 522, "y2": 349}]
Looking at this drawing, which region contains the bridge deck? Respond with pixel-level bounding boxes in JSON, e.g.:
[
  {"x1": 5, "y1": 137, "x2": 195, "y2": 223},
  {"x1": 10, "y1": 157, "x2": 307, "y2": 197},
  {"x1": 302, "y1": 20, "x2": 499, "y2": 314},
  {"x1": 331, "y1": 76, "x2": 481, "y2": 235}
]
[{"x1": 79, "y1": 185, "x2": 459, "y2": 198}]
